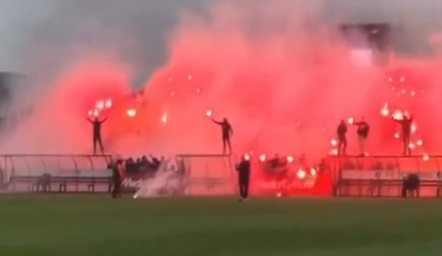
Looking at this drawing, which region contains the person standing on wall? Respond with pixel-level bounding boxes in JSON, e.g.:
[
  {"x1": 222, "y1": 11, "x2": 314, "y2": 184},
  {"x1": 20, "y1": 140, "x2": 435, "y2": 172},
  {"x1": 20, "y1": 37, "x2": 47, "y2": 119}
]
[
  {"x1": 353, "y1": 117, "x2": 370, "y2": 156},
  {"x1": 337, "y1": 120, "x2": 348, "y2": 156},
  {"x1": 212, "y1": 118, "x2": 233, "y2": 155},
  {"x1": 393, "y1": 113, "x2": 413, "y2": 156},
  {"x1": 86, "y1": 117, "x2": 107, "y2": 155}
]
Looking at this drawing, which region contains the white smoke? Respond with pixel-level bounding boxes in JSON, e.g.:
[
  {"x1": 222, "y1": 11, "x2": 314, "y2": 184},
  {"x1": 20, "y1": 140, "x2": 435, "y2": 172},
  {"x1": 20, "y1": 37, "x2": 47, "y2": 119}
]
[{"x1": 134, "y1": 158, "x2": 182, "y2": 198}]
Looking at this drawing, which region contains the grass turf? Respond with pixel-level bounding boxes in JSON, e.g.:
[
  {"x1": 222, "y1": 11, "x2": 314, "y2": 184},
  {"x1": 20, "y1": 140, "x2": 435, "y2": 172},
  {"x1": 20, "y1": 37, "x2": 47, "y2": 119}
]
[{"x1": 0, "y1": 196, "x2": 442, "y2": 256}]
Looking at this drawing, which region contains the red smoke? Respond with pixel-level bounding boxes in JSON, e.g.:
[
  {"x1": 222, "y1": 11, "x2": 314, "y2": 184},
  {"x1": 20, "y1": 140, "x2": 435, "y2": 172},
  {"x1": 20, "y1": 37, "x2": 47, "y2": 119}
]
[{"x1": 6, "y1": 1, "x2": 442, "y2": 163}]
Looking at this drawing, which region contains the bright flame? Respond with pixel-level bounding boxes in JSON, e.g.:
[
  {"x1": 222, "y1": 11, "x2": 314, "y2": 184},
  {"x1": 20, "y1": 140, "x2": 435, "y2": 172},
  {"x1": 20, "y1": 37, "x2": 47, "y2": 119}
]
[
  {"x1": 310, "y1": 168, "x2": 317, "y2": 176},
  {"x1": 330, "y1": 149, "x2": 338, "y2": 156},
  {"x1": 347, "y1": 117, "x2": 354, "y2": 124},
  {"x1": 259, "y1": 154, "x2": 266, "y2": 163},
  {"x1": 411, "y1": 124, "x2": 417, "y2": 133},
  {"x1": 287, "y1": 156, "x2": 294, "y2": 163},
  {"x1": 105, "y1": 99, "x2": 112, "y2": 108},
  {"x1": 243, "y1": 154, "x2": 250, "y2": 161},
  {"x1": 423, "y1": 154, "x2": 430, "y2": 161},
  {"x1": 87, "y1": 109, "x2": 100, "y2": 117},
  {"x1": 392, "y1": 110, "x2": 403, "y2": 120},
  {"x1": 297, "y1": 169, "x2": 306, "y2": 179},
  {"x1": 394, "y1": 132, "x2": 400, "y2": 139},
  {"x1": 96, "y1": 101, "x2": 104, "y2": 110},
  {"x1": 330, "y1": 139, "x2": 337, "y2": 146},
  {"x1": 380, "y1": 107, "x2": 389, "y2": 117},
  {"x1": 127, "y1": 109, "x2": 137, "y2": 118},
  {"x1": 416, "y1": 140, "x2": 423, "y2": 146},
  {"x1": 408, "y1": 143, "x2": 415, "y2": 150},
  {"x1": 206, "y1": 109, "x2": 213, "y2": 117},
  {"x1": 161, "y1": 113, "x2": 168, "y2": 123}
]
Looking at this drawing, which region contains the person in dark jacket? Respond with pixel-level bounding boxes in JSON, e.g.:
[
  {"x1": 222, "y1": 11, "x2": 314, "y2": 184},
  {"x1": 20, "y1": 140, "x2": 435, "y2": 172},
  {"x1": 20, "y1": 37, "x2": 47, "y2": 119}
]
[
  {"x1": 236, "y1": 155, "x2": 251, "y2": 201},
  {"x1": 87, "y1": 117, "x2": 107, "y2": 154},
  {"x1": 112, "y1": 159, "x2": 123, "y2": 198},
  {"x1": 354, "y1": 117, "x2": 370, "y2": 156},
  {"x1": 213, "y1": 118, "x2": 233, "y2": 154},
  {"x1": 337, "y1": 120, "x2": 348, "y2": 156}
]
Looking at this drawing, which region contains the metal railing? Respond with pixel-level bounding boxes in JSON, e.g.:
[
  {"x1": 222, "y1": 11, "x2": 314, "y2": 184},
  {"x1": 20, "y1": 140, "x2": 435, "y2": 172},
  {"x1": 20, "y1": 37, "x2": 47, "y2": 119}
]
[{"x1": 329, "y1": 155, "x2": 442, "y2": 197}]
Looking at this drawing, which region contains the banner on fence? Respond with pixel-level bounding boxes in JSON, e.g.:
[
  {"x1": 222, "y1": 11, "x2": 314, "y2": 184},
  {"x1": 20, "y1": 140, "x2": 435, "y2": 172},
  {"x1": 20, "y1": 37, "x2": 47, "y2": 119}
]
[
  {"x1": 341, "y1": 170, "x2": 442, "y2": 181},
  {"x1": 121, "y1": 157, "x2": 185, "y2": 192}
]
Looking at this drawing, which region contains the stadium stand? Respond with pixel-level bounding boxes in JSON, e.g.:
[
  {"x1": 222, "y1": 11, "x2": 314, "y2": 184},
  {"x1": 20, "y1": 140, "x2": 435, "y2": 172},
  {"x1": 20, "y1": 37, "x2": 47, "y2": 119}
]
[{"x1": 5, "y1": 154, "x2": 113, "y2": 193}]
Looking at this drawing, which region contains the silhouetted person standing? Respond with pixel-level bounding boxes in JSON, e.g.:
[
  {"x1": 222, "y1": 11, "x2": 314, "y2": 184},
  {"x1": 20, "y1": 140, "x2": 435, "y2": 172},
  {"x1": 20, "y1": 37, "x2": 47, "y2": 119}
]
[
  {"x1": 337, "y1": 120, "x2": 348, "y2": 156},
  {"x1": 112, "y1": 159, "x2": 123, "y2": 198},
  {"x1": 354, "y1": 118, "x2": 370, "y2": 156},
  {"x1": 213, "y1": 118, "x2": 233, "y2": 154},
  {"x1": 395, "y1": 114, "x2": 413, "y2": 156},
  {"x1": 236, "y1": 155, "x2": 251, "y2": 201},
  {"x1": 87, "y1": 117, "x2": 107, "y2": 154}
]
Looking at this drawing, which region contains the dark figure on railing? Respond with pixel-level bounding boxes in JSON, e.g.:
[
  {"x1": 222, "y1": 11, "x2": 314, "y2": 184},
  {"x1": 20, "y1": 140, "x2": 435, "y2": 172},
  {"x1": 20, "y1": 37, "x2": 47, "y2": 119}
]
[
  {"x1": 394, "y1": 113, "x2": 413, "y2": 156},
  {"x1": 212, "y1": 118, "x2": 233, "y2": 155},
  {"x1": 236, "y1": 155, "x2": 251, "y2": 202},
  {"x1": 337, "y1": 120, "x2": 347, "y2": 156},
  {"x1": 353, "y1": 117, "x2": 370, "y2": 156},
  {"x1": 86, "y1": 117, "x2": 107, "y2": 155},
  {"x1": 112, "y1": 159, "x2": 124, "y2": 198}
]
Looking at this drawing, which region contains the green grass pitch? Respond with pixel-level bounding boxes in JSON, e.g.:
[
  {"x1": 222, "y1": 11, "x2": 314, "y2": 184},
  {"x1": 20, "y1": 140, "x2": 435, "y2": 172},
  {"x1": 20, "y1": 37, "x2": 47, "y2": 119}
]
[{"x1": 1, "y1": 195, "x2": 442, "y2": 256}]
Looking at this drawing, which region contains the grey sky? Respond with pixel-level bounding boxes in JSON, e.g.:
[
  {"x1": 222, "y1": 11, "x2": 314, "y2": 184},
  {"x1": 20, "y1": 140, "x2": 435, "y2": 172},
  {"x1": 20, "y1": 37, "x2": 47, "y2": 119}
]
[{"x1": 1, "y1": 0, "x2": 442, "y2": 80}]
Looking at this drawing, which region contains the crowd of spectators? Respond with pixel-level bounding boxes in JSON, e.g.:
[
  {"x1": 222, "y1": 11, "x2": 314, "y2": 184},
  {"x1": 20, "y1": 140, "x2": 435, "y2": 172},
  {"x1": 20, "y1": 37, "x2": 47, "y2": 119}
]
[{"x1": 124, "y1": 155, "x2": 164, "y2": 174}]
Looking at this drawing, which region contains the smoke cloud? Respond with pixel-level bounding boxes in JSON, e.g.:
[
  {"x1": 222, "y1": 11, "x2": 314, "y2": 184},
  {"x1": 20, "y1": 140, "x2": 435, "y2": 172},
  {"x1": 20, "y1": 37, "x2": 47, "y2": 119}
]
[{"x1": 3, "y1": 0, "x2": 442, "y2": 164}]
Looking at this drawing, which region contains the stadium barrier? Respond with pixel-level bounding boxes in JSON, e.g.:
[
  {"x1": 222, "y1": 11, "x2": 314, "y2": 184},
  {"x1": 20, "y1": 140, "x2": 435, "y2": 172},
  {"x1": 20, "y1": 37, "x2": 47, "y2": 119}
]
[
  {"x1": 0, "y1": 154, "x2": 113, "y2": 193},
  {"x1": 177, "y1": 154, "x2": 235, "y2": 195},
  {"x1": 332, "y1": 155, "x2": 442, "y2": 197}
]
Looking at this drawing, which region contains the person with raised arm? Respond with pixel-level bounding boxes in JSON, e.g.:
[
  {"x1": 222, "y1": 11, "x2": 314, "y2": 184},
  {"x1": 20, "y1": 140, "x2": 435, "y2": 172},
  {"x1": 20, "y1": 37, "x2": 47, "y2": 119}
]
[
  {"x1": 86, "y1": 117, "x2": 107, "y2": 154},
  {"x1": 394, "y1": 112, "x2": 413, "y2": 156},
  {"x1": 212, "y1": 117, "x2": 233, "y2": 154},
  {"x1": 353, "y1": 117, "x2": 370, "y2": 156}
]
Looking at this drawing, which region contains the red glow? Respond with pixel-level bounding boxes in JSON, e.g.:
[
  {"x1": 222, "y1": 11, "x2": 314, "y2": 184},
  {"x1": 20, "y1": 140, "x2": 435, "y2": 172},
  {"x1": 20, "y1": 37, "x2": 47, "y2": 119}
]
[{"x1": 11, "y1": 2, "x2": 442, "y2": 163}]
